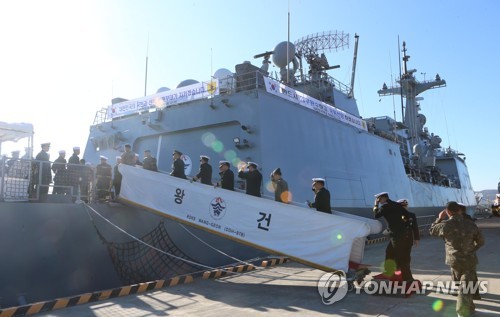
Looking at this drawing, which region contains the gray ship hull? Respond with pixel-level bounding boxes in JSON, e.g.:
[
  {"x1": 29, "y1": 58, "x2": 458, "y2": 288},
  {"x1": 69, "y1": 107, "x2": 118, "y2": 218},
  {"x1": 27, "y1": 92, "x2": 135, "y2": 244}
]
[
  {"x1": 85, "y1": 87, "x2": 475, "y2": 215},
  {"x1": 0, "y1": 201, "x2": 266, "y2": 308}
]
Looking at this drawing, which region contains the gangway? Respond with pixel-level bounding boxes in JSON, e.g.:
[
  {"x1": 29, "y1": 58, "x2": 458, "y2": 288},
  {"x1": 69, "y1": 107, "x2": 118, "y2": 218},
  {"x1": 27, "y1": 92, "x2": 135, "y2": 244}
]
[{"x1": 118, "y1": 165, "x2": 381, "y2": 272}]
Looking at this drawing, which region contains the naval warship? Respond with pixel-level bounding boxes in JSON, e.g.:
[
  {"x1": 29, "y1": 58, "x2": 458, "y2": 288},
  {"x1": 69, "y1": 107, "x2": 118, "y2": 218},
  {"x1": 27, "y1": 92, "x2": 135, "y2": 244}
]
[
  {"x1": 86, "y1": 31, "x2": 475, "y2": 215},
  {"x1": 0, "y1": 31, "x2": 476, "y2": 309}
]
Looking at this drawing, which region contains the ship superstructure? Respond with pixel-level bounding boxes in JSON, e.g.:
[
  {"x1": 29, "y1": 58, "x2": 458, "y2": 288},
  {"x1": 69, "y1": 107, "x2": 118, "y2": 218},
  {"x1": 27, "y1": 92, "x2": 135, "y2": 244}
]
[{"x1": 85, "y1": 31, "x2": 474, "y2": 216}]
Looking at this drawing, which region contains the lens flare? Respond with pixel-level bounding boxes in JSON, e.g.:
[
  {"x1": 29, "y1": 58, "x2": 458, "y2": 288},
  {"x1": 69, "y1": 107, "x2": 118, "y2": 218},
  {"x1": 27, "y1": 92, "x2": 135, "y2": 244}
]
[
  {"x1": 236, "y1": 160, "x2": 247, "y2": 170},
  {"x1": 330, "y1": 230, "x2": 344, "y2": 245},
  {"x1": 224, "y1": 150, "x2": 237, "y2": 161},
  {"x1": 211, "y1": 140, "x2": 224, "y2": 152},
  {"x1": 280, "y1": 191, "x2": 292, "y2": 203},
  {"x1": 432, "y1": 299, "x2": 444, "y2": 312},
  {"x1": 265, "y1": 180, "x2": 275, "y2": 192},
  {"x1": 201, "y1": 132, "x2": 216, "y2": 147}
]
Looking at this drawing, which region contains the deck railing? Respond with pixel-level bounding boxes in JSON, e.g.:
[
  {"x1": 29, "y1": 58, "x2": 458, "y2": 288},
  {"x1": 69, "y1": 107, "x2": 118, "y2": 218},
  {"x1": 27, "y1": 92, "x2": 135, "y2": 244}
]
[{"x1": 0, "y1": 156, "x2": 100, "y2": 203}]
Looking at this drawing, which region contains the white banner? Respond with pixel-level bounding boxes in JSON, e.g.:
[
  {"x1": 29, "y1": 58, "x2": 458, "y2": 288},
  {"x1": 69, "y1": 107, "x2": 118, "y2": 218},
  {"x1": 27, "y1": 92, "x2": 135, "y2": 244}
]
[
  {"x1": 119, "y1": 165, "x2": 371, "y2": 271},
  {"x1": 108, "y1": 80, "x2": 219, "y2": 119},
  {"x1": 263, "y1": 77, "x2": 367, "y2": 131}
]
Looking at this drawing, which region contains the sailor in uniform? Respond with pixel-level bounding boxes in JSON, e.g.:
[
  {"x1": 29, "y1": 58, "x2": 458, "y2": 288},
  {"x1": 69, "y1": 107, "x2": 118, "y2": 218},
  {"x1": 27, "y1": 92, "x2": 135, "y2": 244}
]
[
  {"x1": 34, "y1": 142, "x2": 52, "y2": 200},
  {"x1": 51, "y1": 150, "x2": 67, "y2": 194},
  {"x1": 307, "y1": 178, "x2": 331, "y2": 213},
  {"x1": 170, "y1": 149, "x2": 187, "y2": 179},
  {"x1": 238, "y1": 162, "x2": 262, "y2": 197},
  {"x1": 68, "y1": 146, "x2": 80, "y2": 165},
  {"x1": 67, "y1": 146, "x2": 81, "y2": 196},
  {"x1": 192, "y1": 155, "x2": 212, "y2": 185},
  {"x1": 6, "y1": 150, "x2": 22, "y2": 178},
  {"x1": 373, "y1": 192, "x2": 415, "y2": 282},
  {"x1": 217, "y1": 160, "x2": 234, "y2": 190},
  {"x1": 96, "y1": 155, "x2": 112, "y2": 200}
]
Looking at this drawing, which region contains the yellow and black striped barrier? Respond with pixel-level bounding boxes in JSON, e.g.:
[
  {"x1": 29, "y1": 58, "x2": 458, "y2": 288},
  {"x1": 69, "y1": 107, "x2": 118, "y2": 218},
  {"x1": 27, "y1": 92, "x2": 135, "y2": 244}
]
[
  {"x1": 0, "y1": 275, "x2": 193, "y2": 317},
  {"x1": 202, "y1": 257, "x2": 290, "y2": 279},
  {"x1": 260, "y1": 257, "x2": 290, "y2": 267},
  {"x1": 202, "y1": 264, "x2": 256, "y2": 279}
]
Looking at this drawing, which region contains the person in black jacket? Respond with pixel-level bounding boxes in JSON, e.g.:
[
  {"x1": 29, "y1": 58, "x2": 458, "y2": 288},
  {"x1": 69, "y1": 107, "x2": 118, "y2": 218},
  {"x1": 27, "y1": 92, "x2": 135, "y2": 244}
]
[
  {"x1": 307, "y1": 178, "x2": 331, "y2": 213},
  {"x1": 217, "y1": 160, "x2": 234, "y2": 190},
  {"x1": 51, "y1": 150, "x2": 67, "y2": 195},
  {"x1": 238, "y1": 162, "x2": 262, "y2": 197},
  {"x1": 192, "y1": 155, "x2": 212, "y2": 185},
  {"x1": 170, "y1": 149, "x2": 187, "y2": 179},
  {"x1": 373, "y1": 192, "x2": 414, "y2": 282},
  {"x1": 34, "y1": 142, "x2": 52, "y2": 201}
]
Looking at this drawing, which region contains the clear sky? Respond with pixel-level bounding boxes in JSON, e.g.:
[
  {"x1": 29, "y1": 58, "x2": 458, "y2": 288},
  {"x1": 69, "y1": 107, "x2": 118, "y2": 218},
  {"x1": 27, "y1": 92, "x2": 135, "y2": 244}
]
[{"x1": 0, "y1": 0, "x2": 498, "y2": 191}]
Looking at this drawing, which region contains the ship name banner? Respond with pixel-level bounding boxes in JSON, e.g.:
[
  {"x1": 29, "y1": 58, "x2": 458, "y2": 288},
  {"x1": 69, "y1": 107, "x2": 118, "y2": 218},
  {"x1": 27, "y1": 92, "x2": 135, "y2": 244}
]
[
  {"x1": 263, "y1": 77, "x2": 367, "y2": 131},
  {"x1": 108, "y1": 80, "x2": 219, "y2": 119},
  {"x1": 118, "y1": 164, "x2": 370, "y2": 271}
]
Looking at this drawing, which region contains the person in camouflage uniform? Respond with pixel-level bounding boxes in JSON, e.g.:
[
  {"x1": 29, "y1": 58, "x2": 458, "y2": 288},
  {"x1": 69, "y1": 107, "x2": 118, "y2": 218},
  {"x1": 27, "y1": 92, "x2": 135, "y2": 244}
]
[
  {"x1": 142, "y1": 150, "x2": 158, "y2": 172},
  {"x1": 121, "y1": 144, "x2": 136, "y2": 166},
  {"x1": 429, "y1": 201, "x2": 485, "y2": 317}
]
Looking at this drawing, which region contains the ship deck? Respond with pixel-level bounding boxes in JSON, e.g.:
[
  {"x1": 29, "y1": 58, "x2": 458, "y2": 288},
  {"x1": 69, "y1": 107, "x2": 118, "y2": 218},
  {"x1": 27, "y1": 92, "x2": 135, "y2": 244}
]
[{"x1": 8, "y1": 216, "x2": 500, "y2": 317}]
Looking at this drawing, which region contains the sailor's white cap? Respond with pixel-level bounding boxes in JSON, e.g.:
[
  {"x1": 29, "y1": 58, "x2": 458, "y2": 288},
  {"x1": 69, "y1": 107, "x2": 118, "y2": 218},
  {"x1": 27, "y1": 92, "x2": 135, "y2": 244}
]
[
  {"x1": 85, "y1": 162, "x2": 92, "y2": 166},
  {"x1": 219, "y1": 160, "x2": 230, "y2": 167},
  {"x1": 247, "y1": 162, "x2": 258, "y2": 168},
  {"x1": 73, "y1": 146, "x2": 80, "y2": 151},
  {"x1": 41, "y1": 142, "x2": 51, "y2": 147},
  {"x1": 116, "y1": 156, "x2": 121, "y2": 160},
  {"x1": 374, "y1": 192, "x2": 389, "y2": 198},
  {"x1": 397, "y1": 198, "x2": 409, "y2": 205},
  {"x1": 200, "y1": 155, "x2": 210, "y2": 160},
  {"x1": 135, "y1": 153, "x2": 139, "y2": 157},
  {"x1": 58, "y1": 150, "x2": 66, "y2": 154},
  {"x1": 312, "y1": 177, "x2": 325, "y2": 183},
  {"x1": 100, "y1": 155, "x2": 108, "y2": 160},
  {"x1": 457, "y1": 202, "x2": 466, "y2": 207}
]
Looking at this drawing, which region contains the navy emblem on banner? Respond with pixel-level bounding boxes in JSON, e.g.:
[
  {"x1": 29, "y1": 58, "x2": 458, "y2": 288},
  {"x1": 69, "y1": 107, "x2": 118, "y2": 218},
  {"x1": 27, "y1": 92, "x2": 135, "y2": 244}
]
[{"x1": 209, "y1": 197, "x2": 227, "y2": 220}]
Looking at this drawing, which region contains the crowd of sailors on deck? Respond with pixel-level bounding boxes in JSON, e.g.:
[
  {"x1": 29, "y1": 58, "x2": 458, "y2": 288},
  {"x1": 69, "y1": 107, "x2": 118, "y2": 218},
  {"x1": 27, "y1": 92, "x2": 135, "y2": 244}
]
[{"x1": 3, "y1": 142, "x2": 334, "y2": 207}]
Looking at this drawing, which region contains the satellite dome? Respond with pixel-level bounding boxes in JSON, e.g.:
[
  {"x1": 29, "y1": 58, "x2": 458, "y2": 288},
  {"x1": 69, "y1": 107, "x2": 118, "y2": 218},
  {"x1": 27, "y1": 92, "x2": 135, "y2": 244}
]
[
  {"x1": 213, "y1": 68, "x2": 235, "y2": 92},
  {"x1": 156, "y1": 87, "x2": 170, "y2": 93},
  {"x1": 177, "y1": 79, "x2": 199, "y2": 88},
  {"x1": 272, "y1": 41, "x2": 296, "y2": 68},
  {"x1": 417, "y1": 114, "x2": 427, "y2": 126}
]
